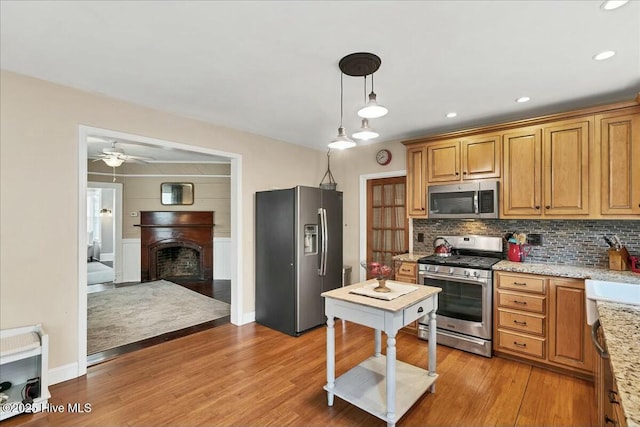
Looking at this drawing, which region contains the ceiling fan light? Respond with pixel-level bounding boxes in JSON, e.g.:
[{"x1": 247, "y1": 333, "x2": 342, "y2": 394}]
[
  {"x1": 358, "y1": 92, "x2": 388, "y2": 118},
  {"x1": 103, "y1": 157, "x2": 124, "y2": 167},
  {"x1": 352, "y1": 119, "x2": 379, "y2": 140},
  {"x1": 328, "y1": 127, "x2": 356, "y2": 150}
]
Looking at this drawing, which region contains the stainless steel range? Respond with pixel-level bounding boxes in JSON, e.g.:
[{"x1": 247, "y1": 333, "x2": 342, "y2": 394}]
[{"x1": 417, "y1": 235, "x2": 503, "y2": 357}]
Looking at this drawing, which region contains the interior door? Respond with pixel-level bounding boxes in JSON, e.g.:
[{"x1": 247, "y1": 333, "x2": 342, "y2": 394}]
[{"x1": 366, "y1": 177, "x2": 409, "y2": 278}]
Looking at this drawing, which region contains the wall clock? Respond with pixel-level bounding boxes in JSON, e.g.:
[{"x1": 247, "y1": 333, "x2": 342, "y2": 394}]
[{"x1": 376, "y1": 149, "x2": 392, "y2": 166}]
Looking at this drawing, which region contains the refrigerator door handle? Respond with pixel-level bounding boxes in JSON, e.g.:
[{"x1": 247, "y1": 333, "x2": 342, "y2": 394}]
[{"x1": 318, "y1": 208, "x2": 328, "y2": 276}]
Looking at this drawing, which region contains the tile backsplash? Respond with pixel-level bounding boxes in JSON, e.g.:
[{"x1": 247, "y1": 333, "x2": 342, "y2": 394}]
[{"x1": 412, "y1": 219, "x2": 640, "y2": 268}]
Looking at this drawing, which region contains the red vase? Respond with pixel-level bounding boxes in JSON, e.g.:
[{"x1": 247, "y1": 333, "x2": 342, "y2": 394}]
[{"x1": 508, "y1": 243, "x2": 522, "y2": 262}]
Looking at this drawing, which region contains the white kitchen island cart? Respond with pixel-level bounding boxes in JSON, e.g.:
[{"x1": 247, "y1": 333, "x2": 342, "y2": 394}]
[{"x1": 322, "y1": 280, "x2": 440, "y2": 427}]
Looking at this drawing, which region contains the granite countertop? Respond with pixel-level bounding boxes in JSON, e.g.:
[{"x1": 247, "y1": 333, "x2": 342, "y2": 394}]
[
  {"x1": 493, "y1": 260, "x2": 640, "y2": 284},
  {"x1": 393, "y1": 252, "x2": 429, "y2": 262},
  {"x1": 597, "y1": 302, "x2": 640, "y2": 427}
]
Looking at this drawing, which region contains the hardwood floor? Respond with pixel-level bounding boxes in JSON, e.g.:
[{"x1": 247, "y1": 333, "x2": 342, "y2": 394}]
[{"x1": 6, "y1": 321, "x2": 597, "y2": 427}]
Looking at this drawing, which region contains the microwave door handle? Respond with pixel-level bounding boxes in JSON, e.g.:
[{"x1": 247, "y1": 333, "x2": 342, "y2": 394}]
[{"x1": 474, "y1": 191, "x2": 479, "y2": 214}]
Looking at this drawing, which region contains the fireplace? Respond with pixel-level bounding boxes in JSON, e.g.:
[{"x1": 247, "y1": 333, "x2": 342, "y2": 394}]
[{"x1": 138, "y1": 211, "x2": 214, "y2": 282}]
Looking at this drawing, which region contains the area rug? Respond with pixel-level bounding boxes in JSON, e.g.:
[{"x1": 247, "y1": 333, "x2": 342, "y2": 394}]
[{"x1": 87, "y1": 280, "x2": 230, "y2": 354}]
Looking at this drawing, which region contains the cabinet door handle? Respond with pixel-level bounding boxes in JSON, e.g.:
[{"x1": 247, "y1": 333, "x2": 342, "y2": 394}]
[
  {"x1": 463, "y1": 171, "x2": 467, "y2": 175},
  {"x1": 545, "y1": 205, "x2": 551, "y2": 209},
  {"x1": 513, "y1": 341, "x2": 527, "y2": 348},
  {"x1": 513, "y1": 320, "x2": 528, "y2": 326},
  {"x1": 535, "y1": 206, "x2": 540, "y2": 210},
  {"x1": 513, "y1": 282, "x2": 527, "y2": 286},
  {"x1": 455, "y1": 171, "x2": 459, "y2": 176},
  {"x1": 513, "y1": 300, "x2": 528, "y2": 305},
  {"x1": 417, "y1": 307, "x2": 424, "y2": 313}
]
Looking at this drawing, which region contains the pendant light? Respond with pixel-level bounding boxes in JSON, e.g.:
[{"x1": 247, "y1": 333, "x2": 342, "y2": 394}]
[
  {"x1": 357, "y1": 73, "x2": 388, "y2": 119},
  {"x1": 352, "y1": 76, "x2": 379, "y2": 140},
  {"x1": 328, "y1": 72, "x2": 356, "y2": 150}
]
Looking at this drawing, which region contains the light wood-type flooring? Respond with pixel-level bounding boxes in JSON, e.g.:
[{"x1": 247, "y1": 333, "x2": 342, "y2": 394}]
[{"x1": 5, "y1": 321, "x2": 596, "y2": 427}]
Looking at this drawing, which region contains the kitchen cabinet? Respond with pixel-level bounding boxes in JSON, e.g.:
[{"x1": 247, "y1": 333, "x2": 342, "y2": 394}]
[
  {"x1": 403, "y1": 96, "x2": 639, "y2": 220},
  {"x1": 426, "y1": 134, "x2": 501, "y2": 184},
  {"x1": 406, "y1": 145, "x2": 427, "y2": 217},
  {"x1": 548, "y1": 278, "x2": 593, "y2": 372},
  {"x1": 502, "y1": 118, "x2": 592, "y2": 218},
  {"x1": 494, "y1": 271, "x2": 594, "y2": 377},
  {"x1": 593, "y1": 320, "x2": 628, "y2": 427},
  {"x1": 598, "y1": 110, "x2": 640, "y2": 216}
]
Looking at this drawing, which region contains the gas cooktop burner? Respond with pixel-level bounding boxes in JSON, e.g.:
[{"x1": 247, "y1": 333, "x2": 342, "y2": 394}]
[{"x1": 418, "y1": 254, "x2": 502, "y2": 269}]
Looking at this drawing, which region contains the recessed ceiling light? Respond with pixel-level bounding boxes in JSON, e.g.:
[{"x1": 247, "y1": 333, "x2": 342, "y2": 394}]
[
  {"x1": 515, "y1": 97, "x2": 531, "y2": 103},
  {"x1": 446, "y1": 112, "x2": 457, "y2": 118},
  {"x1": 593, "y1": 50, "x2": 616, "y2": 61},
  {"x1": 601, "y1": 0, "x2": 629, "y2": 10}
]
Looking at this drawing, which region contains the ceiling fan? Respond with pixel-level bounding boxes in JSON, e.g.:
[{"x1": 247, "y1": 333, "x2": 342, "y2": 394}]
[{"x1": 92, "y1": 141, "x2": 154, "y2": 167}]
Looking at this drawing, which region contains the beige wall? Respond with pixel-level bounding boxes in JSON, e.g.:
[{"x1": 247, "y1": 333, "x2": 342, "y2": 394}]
[
  {"x1": 89, "y1": 162, "x2": 232, "y2": 238},
  {"x1": 330, "y1": 142, "x2": 409, "y2": 281},
  {"x1": 0, "y1": 70, "x2": 327, "y2": 371}
]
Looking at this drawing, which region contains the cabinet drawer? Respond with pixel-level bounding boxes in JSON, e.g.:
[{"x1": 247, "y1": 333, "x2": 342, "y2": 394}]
[
  {"x1": 396, "y1": 275, "x2": 417, "y2": 284},
  {"x1": 497, "y1": 290, "x2": 546, "y2": 314},
  {"x1": 397, "y1": 262, "x2": 417, "y2": 277},
  {"x1": 497, "y1": 309, "x2": 545, "y2": 336},
  {"x1": 498, "y1": 273, "x2": 545, "y2": 294},
  {"x1": 498, "y1": 330, "x2": 545, "y2": 358},
  {"x1": 403, "y1": 299, "x2": 431, "y2": 325}
]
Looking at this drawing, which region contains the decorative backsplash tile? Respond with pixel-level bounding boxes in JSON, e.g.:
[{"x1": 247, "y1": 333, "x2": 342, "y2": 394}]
[{"x1": 412, "y1": 219, "x2": 640, "y2": 268}]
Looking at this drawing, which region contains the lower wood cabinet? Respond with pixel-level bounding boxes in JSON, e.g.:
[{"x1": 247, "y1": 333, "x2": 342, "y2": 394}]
[
  {"x1": 494, "y1": 271, "x2": 594, "y2": 377},
  {"x1": 548, "y1": 278, "x2": 593, "y2": 372}
]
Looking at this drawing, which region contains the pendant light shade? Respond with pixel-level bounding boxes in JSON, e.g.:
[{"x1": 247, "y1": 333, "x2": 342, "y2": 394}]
[
  {"x1": 357, "y1": 73, "x2": 387, "y2": 119},
  {"x1": 329, "y1": 126, "x2": 356, "y2": 150},
  {"x1": 352, "y1": 118, "x2": 379, "y2": 140},
  {"x1": 328, "y1": 72, "x2": 356, "y2": 150}
]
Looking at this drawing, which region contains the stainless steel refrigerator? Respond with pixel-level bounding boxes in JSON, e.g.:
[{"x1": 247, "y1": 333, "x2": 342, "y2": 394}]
[{"x1": 255, "y1": 186, "x2": 343, "y2": 336}]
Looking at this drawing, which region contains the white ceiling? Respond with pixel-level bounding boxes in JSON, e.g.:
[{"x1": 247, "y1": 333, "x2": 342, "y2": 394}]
[{"x1": 2, "y1": 1, "x2": 639, "y2": 157}]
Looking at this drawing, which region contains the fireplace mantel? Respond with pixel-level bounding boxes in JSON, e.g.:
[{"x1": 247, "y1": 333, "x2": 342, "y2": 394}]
[{"x1": 138, "y1": 211, "x2": 214, "y2": 282}]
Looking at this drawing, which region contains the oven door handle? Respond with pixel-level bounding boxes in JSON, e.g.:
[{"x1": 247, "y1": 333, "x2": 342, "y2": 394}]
[{"x1": 419, "y1": 272, "x2": 488, "y2": 285}]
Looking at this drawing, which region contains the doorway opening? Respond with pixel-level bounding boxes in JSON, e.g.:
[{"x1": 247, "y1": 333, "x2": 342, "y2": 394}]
[{"x1": 78, "y1": 125, "x2": 243, "y2": 375}]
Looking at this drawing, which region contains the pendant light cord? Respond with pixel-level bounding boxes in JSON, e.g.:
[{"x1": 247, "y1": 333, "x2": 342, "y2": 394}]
[{"x1": 339, "y1": 72, "x2": 344, "y2": 127}]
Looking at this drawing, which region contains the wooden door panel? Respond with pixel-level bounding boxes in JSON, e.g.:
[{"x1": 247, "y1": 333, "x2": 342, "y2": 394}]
[
  {"x1": 543, "y1": 120, "x2": 591, "y2": 215},
  {"x1": 600, "y1": 112, "x2": 640, "y2": 214},
  {"x1": 462, "y1": 135, "x2": 501, "y2": 180},
  {"x1": 407, "y1": 146, "x2": 427, "y2": 216},
  {"x1": 502, "y1": 128, "x2": 542, "y2": 216},
  {"x1": 427, "y1": 141, "x2": 460, "y2": 182}
]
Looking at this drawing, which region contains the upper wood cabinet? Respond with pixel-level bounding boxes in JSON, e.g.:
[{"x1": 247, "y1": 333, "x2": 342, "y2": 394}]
[
  {"x1": 426, "y1": 134, "x2": 501, "y2": 183},
  {"x1": 403, "y1": 96, "x2": 640, "y2": 219},
  {"x1": 502, "y1": 118, "x2": 593, "y2": 218},
  {"x1": 598, "y1": 110, "x2": 640, "y2": 216},
  {"x1": 502, "y1": 127, "x2": 543, "y2": 216},
  {"x1": 406, "y1": 145, "x2": 427, "y2": 217}
]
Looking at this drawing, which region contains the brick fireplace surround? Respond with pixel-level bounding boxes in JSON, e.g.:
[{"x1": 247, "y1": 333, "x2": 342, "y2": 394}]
[{"x1": 138, "y1": 211, "x2": 215, "y2": 282}]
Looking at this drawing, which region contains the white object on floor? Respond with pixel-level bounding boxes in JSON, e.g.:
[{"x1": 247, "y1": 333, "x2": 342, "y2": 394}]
[{"x1": 87, "y1": 261, "x2": 114, "y2": 285}]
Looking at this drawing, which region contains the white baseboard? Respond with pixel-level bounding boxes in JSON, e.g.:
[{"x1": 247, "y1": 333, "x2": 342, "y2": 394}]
[
  {"x1": 99, "y1": 252, "x2": 114, "y2": 262},
  {"x1": 239, "y1": 311, "x2": 255, "y2": 325},
  {"x1": 49, "y1": 362, "x2": 80, "y2": 385}
]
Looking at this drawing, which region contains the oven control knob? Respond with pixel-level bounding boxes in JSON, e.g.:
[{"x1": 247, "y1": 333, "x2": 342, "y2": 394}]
[
  {"x1": 448, "y1": 268, "x2": 454, "y2": 275},
  {"x1": 472, "y1": 271, "x2": 480, "y2": 278},
  {"x1": 433, "y1": 266, "x2": 439, "y2": 273},
  {"x1": 425, "y1": 265, "x2": 431, "y2": 272},
  {"x1": 463, "y1": 270, "x2": 470, "y2": 277}
]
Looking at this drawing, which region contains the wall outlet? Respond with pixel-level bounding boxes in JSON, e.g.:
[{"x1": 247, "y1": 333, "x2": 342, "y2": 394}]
[
  {"x1": 130, "y1": 212, "x2": 138, "y2": 217},
  {"x1": 528, "y1": 234, "x2": 543, "y2": 246},
  {"x1": 417, "y1": 232, "x2": 424, "y2": 242}
]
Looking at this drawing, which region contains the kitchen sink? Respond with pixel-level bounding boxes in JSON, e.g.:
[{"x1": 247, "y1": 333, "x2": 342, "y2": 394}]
[{"x1": 585, "y1": 279, "x2": 640, "y2": 325}]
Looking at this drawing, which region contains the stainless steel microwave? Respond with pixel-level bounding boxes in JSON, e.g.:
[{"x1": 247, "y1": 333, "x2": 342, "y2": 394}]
[{"x1": 428, "y1": 181, "x2": 499, "y2": 219}]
